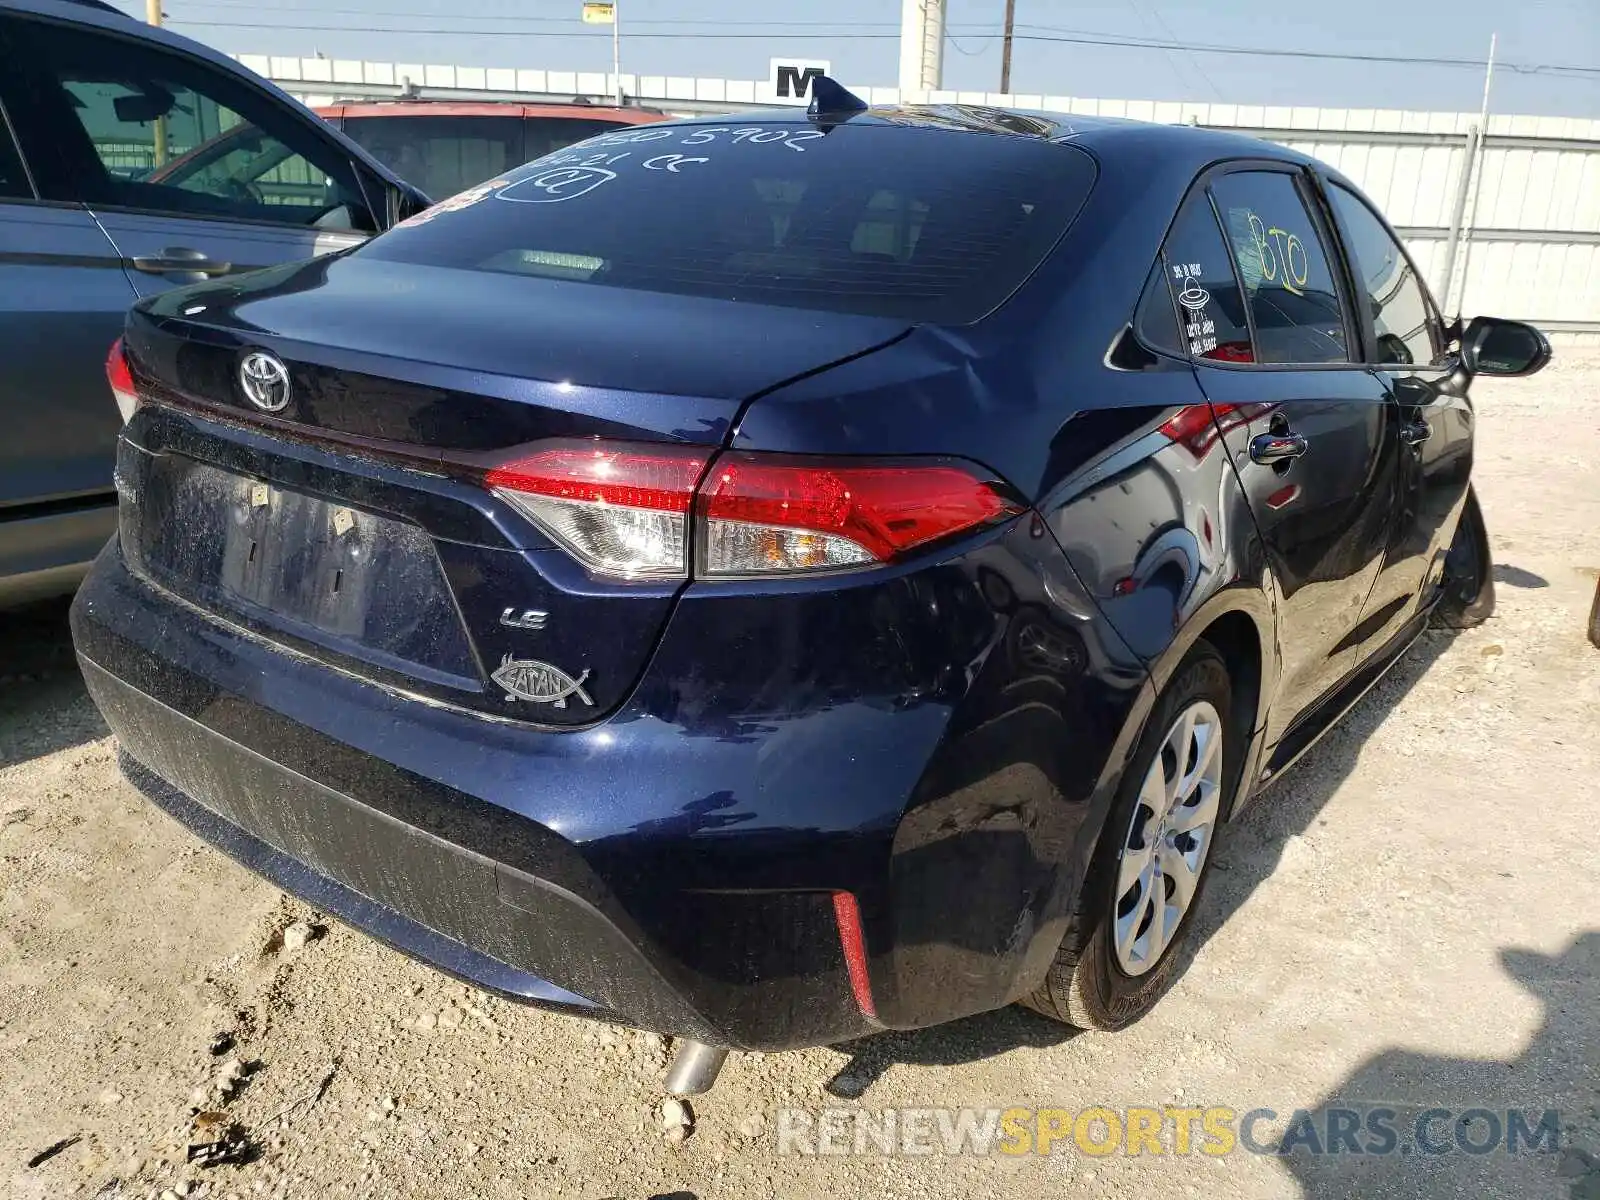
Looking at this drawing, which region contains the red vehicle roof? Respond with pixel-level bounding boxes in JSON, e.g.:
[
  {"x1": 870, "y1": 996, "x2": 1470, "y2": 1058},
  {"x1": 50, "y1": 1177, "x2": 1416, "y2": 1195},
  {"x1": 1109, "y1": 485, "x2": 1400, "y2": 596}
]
[{"x1": 313, "y1": 102, "x2": 667, "y2": 124}]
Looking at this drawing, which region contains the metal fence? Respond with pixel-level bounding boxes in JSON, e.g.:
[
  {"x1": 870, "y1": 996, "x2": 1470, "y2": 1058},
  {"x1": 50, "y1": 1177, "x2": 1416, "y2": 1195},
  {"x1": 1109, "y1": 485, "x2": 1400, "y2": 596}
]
[{"x1": 245, "y1": 55, "x2": 1600, "y2": 344}]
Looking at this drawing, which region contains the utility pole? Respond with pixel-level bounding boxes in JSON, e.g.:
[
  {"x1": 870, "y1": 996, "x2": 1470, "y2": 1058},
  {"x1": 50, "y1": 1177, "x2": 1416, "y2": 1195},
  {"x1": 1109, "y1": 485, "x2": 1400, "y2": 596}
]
[
  {"x1": 898, "y1": 0, "x2": 946, "y2": 94},
  {"x1": 999, "y1": 0, "x2": 1016, "y2": 94},
  {"x1": 612, "y1": 2, "x2": 623, "y2": 105},
  {"x1": 147, "y1": 0, "x2": 166, "y2": 167},
  {"x1": 1450, "y1": 32, "x2": 1498, "y2": 315}
]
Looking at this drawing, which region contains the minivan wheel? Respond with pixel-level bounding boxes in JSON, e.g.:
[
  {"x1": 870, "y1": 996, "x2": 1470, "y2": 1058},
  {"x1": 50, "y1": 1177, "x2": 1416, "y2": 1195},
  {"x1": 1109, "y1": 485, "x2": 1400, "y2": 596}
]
[
  {"x1": 1433, "y1": 485, "x2": 1495, "y2": 629},
  {"x1": 1024, "y1": 644, "x2": 1236, "y2": 1031}
]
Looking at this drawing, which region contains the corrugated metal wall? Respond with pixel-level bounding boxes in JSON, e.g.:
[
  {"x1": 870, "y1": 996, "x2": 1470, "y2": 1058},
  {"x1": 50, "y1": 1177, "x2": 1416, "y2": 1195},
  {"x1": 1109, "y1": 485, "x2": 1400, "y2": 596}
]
[{"x1": 250, "y1": 55, "x2": 1600, "y2": 343}]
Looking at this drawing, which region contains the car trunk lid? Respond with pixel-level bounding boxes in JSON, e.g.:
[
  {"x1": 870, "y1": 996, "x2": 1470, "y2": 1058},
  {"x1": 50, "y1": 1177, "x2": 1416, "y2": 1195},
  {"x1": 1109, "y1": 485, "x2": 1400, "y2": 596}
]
[{"x1": 118, "y1": 260, "x2": 909, "y2": 725}]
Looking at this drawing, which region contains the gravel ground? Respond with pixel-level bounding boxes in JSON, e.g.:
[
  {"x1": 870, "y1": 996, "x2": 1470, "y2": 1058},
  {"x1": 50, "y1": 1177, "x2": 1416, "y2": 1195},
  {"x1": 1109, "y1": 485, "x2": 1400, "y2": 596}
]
[{"x1": 3, "y1": 358, "x2": 1598, "y2": 1200}]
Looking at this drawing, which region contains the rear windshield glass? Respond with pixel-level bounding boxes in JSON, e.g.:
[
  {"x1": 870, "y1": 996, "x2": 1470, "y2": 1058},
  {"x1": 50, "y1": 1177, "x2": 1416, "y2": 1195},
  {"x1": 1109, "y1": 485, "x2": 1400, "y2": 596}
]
[{"x1": 357, "y1": 122, "x2": 1096, "y2": 323}]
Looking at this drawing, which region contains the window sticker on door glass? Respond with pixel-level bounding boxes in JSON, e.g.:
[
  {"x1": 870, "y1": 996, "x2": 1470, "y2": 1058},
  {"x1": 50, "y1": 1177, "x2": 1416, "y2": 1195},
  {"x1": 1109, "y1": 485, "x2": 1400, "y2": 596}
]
[
  {"x1": 1171, "y1": 262, "x2": 1218, "y2": 356},
  {"x1": 1209, "y1": 172, "x2": 1347, "y2": 366},
  {"x1": 1243, "y1": 212, "x2": 1312, "y2": 295}
]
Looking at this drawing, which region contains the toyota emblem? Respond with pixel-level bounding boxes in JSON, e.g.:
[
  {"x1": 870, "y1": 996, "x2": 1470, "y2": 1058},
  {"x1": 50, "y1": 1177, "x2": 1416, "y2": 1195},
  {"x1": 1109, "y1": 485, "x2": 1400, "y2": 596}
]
[{"x1": 239, "y1": 350, "x2": 291, "y2": 413}]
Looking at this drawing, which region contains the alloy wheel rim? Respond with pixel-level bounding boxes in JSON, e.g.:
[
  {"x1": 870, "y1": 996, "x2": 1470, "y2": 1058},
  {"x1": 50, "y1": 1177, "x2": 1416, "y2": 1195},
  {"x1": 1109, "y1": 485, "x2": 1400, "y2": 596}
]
[{"x1": 1112, "y1": 699, "x2": 1223, "y2": 977}]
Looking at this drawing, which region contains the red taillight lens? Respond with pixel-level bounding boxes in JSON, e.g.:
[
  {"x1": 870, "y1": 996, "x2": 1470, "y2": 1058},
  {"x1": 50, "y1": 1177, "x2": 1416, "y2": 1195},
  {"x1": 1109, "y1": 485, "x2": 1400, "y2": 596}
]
[
  {"x1": 485, "y1": 443, "x2": 709, "y2": 579},
  {"x1": 107, "y1": 337, "x2": 138, "y2": 424},
  {"x1": 483, "y1": 442, "x2": 1022, "y2": 581},
  {"x1": 698, "y1": 455, "x2": 1022, "y2": 577}
]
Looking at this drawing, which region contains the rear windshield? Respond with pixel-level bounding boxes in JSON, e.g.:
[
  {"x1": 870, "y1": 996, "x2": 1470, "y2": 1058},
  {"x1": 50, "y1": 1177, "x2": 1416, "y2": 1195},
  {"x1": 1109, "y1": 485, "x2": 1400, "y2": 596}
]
[
  {"x1": 357, "y1": 122, "x2": 1096, "y2": 323},
  {"x1": 341, "y1": 114, "x2": 632, "y2": 200}
]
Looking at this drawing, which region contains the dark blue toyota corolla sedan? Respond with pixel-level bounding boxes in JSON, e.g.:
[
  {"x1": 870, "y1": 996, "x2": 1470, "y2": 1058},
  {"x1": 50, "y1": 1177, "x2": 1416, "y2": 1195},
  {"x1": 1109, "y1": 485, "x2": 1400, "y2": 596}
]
[{"x1": 73, "y1": 85, "x2": 1548, "y2": 1093}]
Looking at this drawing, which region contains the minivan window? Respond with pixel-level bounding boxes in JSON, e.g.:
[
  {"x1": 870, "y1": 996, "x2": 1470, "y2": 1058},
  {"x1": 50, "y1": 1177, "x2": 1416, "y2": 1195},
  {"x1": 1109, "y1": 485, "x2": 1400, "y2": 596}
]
[
  {"x1": 342, "y1": 115, "x2": 638, "y2": 201},
  {"x1": 1327, "y1": 183, "x2": 1438, "y2": 366},
  {"x1": 343, "y1": 115, "x2": 523, "y2": 201},
  {"x1": 525, "y1": 116, "x2": 634, "y2": 160},
  {"x1": 359, "y1": 124, "x2": 1097, "y2": 323},
  {"x1": 1209, "y1": 172, "x2": 1349, "y2": 365}
]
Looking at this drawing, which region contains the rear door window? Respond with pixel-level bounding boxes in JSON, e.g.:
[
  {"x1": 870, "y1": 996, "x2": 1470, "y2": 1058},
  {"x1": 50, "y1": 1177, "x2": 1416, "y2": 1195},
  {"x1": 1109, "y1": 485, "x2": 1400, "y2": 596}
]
[
  {"x1": 360, "y1": 123, "x2": 1097, "y2": 324},
  {"x1": 1152, "y1": 192, "x2": 1255, "y2": 362},
  {"x1": 1133, "y1": 261, "x2": 1183, "y2": 357},
  {"x1": 1208, "y1": 171, "x2": 1350, "y2": 365},
  {"x1": 342, "y1": 115, "x2": 525, "y2": 200}
]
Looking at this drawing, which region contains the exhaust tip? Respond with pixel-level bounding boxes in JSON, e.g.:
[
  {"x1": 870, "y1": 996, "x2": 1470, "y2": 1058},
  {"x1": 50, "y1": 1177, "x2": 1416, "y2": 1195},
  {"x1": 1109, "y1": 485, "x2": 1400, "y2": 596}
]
[{"x1": 663, "y1": 1040, "x2": 730, "y2": 1096}]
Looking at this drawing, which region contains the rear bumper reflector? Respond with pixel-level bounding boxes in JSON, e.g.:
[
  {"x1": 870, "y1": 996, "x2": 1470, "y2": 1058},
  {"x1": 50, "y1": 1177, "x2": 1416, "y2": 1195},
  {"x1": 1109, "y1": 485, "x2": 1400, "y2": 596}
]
[{"x1": 832, "y1": 890, "x2": 877, "y2": 1019}]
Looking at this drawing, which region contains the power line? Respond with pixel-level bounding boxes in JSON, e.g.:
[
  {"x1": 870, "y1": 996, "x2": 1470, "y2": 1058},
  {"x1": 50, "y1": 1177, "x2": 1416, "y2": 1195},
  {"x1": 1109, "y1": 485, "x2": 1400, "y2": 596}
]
[
  {"x1": 168, "y1": 3, "x2": 968, "y2": 27},
  {"x1": 155, "y1": 13, "x2": 1600, "y2": 78}
]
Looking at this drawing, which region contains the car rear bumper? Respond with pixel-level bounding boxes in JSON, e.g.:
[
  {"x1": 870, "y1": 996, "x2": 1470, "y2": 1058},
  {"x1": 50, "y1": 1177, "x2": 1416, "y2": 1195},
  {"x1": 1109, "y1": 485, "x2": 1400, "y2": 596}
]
[
  {"x1": 72, "y1": 476, "x2": 1152, "y2": 1048},
  {"x1": 70, "y1": 539, "x2": 912, "y2": 1049},
  {"x1": 114, "y1": 741, "x2": 609, "y2": 1016}
]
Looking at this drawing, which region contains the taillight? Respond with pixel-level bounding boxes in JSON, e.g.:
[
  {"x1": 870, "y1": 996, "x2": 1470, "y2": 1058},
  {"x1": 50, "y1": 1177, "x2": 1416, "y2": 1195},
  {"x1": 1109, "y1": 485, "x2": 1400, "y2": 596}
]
[
  {"x1": 486, "y1": 443, "x2": 709, "y2": 579},
  {"x1": 107, "y1": 338, "x2": 138, "y2": 424},
  {"x1": 698, "y1": 454, "x2": 1021, "y2": 577},
  {"x1": 485, "y1": 442, "x2": 1022, "y2": 581}
]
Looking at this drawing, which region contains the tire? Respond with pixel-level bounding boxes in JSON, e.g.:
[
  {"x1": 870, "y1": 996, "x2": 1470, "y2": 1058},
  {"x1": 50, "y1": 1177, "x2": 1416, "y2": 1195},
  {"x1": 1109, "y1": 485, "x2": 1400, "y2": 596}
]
[
  {"x1": 1024, "y1": 643, "x2": 1239, "y2": 1030},
  {"x1": 1433, "y1": 485, "x2": 1495, "y2": 629}
]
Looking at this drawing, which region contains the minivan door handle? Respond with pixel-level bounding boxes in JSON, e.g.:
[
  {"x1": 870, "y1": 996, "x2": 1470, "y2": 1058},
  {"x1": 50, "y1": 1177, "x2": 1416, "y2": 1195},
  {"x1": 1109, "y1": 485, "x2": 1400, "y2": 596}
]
[
  {"x1": 1249, "y1": 431, "x2": 1309, "y2": 465},
  {"x1": 130, "y1": 247, "x2": 232, "y2": 277}
]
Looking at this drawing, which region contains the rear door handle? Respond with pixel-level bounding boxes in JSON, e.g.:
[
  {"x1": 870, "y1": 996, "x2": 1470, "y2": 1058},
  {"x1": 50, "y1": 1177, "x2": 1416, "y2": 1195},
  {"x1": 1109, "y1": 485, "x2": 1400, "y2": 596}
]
[
  {"x1": 1401, "y1": 420, "x2": 1431, "y2": 445},
  {"x1": 1249, "y1": 431, "x2": 1309, "y2": 465},
  {"x1": 131, "y1": 247, "x2": 231, "y2": 276}
]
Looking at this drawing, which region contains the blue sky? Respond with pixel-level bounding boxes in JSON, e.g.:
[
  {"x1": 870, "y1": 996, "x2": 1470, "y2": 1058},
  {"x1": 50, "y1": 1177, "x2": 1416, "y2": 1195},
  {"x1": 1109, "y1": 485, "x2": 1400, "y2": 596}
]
[{"x1": 113, "y1": 0, "x2": 1600, "y2": 116}]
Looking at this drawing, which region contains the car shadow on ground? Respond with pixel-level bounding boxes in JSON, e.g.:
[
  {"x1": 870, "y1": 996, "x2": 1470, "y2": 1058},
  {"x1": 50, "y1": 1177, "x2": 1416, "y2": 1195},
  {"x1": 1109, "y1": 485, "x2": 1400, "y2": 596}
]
[
  {"x1": 823, "y1": 1005, "x2": 1080, "y2": 1097},
  {"x1": 0, "y1": 595, "x2": 107, "y2": 770},
  {"x1": 1493, "y1": 564, "x2": 1550, "y2": 589},
  {"x1": 825, "y1": 628, "x2": 1460, "y2": 1094},
  {"x1": 1280, "y1": 932, "x2": 1599, "y2": 1200}
]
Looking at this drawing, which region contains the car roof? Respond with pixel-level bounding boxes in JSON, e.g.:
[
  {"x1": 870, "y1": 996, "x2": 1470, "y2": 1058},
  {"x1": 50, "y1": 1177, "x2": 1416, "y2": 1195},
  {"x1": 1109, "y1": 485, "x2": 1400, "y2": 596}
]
[
  {"x1": 315, "y1": 101, "x2": 666, "y2": 124},
  {"x1": 662, "y1": 103, "x2": 1315, "y2": 174}
]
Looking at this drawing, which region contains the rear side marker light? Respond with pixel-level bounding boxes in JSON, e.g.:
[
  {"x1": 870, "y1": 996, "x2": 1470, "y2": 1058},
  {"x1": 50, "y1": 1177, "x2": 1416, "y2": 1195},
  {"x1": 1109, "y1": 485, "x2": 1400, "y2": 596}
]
[
  {"x1": 832, "y1": 891, "x2": 877, "y2": 1019},
  {"x1": 107, "y1": 338, "x2": 138, "y2": 424},
  {"x1": 485, "y1": 441, "x2": 1023, "y2": 581}
]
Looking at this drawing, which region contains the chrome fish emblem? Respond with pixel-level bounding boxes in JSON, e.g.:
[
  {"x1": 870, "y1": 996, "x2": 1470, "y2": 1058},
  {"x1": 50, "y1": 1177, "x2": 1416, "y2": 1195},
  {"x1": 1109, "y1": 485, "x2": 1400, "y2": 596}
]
[{"x1": 491, "y1": 653, "x2": 593, "y2": 708}]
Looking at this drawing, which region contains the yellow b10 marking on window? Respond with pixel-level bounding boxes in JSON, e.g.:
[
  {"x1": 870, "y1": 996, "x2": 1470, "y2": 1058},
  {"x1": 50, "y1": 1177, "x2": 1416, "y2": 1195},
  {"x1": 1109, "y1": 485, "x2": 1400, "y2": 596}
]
[{"x1": 1247, "y1": 211, "x2": 1311, "y2": 296}]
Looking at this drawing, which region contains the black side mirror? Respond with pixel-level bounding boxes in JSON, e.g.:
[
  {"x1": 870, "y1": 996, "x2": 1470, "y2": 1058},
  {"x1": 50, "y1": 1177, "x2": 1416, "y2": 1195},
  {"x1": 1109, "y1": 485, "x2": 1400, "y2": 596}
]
[{"x1": 1461, "y1": 316, "x2": 1552, "y2": 378}]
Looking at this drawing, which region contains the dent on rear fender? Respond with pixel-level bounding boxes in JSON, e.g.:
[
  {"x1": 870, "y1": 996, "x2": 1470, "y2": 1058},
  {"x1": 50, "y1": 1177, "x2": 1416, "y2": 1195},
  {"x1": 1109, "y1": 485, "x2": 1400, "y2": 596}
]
[
  {"x1": 877, "y1": 516, "x2": 1152, "y2": 1027},
  {"x1": 1036, "y1": 395, "x2": 1272, "y2": 681}
]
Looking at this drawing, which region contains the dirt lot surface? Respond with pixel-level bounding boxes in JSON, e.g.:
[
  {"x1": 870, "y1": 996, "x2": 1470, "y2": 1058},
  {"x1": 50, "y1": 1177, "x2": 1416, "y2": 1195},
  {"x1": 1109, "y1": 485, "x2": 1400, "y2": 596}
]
[{"x1": 3, "y1": 358, "x2": 1598, "y2": 1200}]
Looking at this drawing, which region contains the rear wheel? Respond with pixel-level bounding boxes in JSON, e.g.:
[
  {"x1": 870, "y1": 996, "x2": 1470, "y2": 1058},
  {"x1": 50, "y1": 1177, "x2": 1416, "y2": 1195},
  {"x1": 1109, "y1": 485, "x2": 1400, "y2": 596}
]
[
  {"x1": 1433, "y1": 485, "x2": 1495, "y2": 629},
  {"x1": 1025, "y1": 644, "x2": 1237, "y2": 1030}
]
